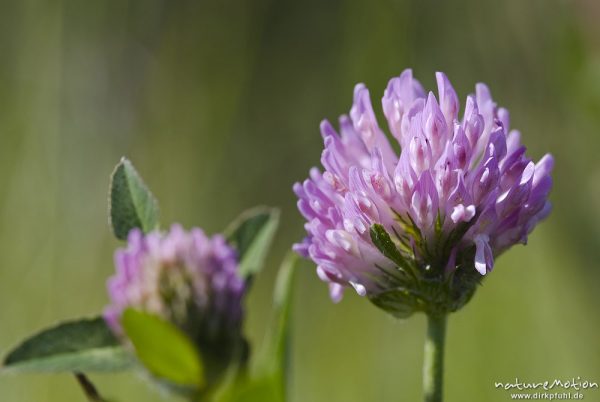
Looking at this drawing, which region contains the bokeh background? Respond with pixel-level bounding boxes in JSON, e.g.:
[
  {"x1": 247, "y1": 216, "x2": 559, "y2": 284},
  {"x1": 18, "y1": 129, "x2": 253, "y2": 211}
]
[{"x1": 0, "y1": 0, "x2": 599, "y2": 401}]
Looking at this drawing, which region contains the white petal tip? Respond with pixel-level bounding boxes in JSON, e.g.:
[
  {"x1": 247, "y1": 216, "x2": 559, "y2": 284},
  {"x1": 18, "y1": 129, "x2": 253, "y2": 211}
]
[
  {"x1": 350, "y1": 281, "x2": 367, "y2": 296},
  {"x1": 474, "y1": 262, "x2": 487, "y2": 275}
]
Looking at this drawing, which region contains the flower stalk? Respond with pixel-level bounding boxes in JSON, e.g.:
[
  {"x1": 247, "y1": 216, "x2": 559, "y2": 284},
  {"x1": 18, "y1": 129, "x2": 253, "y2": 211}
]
[
  {"x1": 74, "y1": 372, "x2": 107, "y2": 402},
  {"x1": 423, "y1": 314, "x2": 447, "y2": 402}
]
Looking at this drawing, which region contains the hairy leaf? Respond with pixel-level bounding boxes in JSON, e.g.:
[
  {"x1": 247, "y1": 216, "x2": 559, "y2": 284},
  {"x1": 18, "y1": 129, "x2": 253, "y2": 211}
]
[
  {"x1": 225, "y1": 207, "x2": 280, "y2": 279},
  {"x1": 109, "y1": 157, "x2": 159, "y2": 240},
  {"x1": 3, "y1": 317, "x2": 131, "y2": 373}
]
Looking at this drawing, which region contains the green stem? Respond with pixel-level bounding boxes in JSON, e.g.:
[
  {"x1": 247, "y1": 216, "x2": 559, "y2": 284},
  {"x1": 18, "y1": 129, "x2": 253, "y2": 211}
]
[
  {"x1": 423, "y1": 314, "x2": 447, "y2": 402},
  {"x1": 74, "y1": 372, "x2": 106, "y2": 402}
]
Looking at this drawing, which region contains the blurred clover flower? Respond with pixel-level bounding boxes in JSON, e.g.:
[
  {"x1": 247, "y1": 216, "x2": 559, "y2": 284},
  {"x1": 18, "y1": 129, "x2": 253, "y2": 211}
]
[
  {"x1": 294, "y1": 69, "x2": 553, "y2": 318},
  {"x1": 104, "y1": 225, "x2": 246, "y2": 380}
]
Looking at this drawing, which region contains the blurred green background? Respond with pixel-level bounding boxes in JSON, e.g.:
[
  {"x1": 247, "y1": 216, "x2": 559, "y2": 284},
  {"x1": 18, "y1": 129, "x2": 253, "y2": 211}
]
[{"x1": 0, "y1": 0, "x2": 599, "y2": 401}]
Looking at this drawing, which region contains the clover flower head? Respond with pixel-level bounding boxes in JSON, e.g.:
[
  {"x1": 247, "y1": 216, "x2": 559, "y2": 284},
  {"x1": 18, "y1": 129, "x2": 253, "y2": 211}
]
[
  {"x1": 294, "y1": 69, "x2": 553, "y2": 316},
  {"x1": 104, "y1": 225, "x2": 244, "y2": 343}
]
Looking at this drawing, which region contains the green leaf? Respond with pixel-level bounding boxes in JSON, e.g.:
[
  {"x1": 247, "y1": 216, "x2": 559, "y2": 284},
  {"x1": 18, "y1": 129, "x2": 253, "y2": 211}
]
[
  {"x1": 222, "y1": 378, "x2": 282, "y2": 402},
  {"x1": 225, "y1": 207, "x2": 280, "y2": 279},
  {"x1": 121, "y1": 309, "x2": 204, "y2": 388},
  {"x1": 2, "y1": 317, "x2": 132, "y2": 373},
  {"x1": 109, "y1": 157, "x2": 159, "y2": 240},
  {"x1": 212, "y1": 254, "x2": 298, "y2": 402},
  {"x1": 254, "y1": 252, "x2": 298, "y2": 400}
]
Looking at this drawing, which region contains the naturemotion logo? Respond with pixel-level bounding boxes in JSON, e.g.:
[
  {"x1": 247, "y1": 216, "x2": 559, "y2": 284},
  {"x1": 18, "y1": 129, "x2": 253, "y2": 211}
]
[{"x1": 494, "y1": 377, "x2": 598, "y2": 400}]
